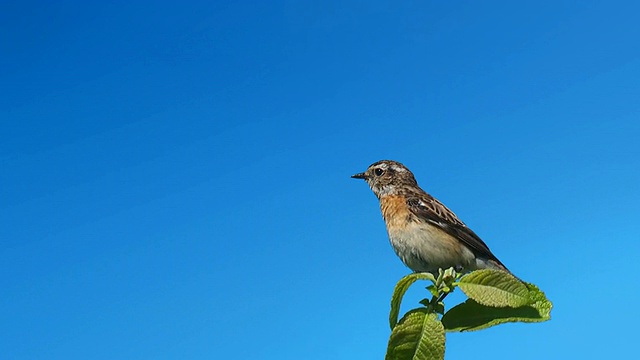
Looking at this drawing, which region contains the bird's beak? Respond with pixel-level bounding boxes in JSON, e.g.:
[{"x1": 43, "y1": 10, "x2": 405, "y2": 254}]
[{"x1": 351, "y1": 172, "x2": 366, "y2": 179}]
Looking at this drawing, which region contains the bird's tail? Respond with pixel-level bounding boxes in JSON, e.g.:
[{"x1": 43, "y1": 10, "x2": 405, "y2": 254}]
[{"x1": 478, "y1": 258, "x2": 526, "y2": 284}]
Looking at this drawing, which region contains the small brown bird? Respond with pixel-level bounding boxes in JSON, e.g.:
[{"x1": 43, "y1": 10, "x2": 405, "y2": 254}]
[{"x1": 352, "y1": 160, "x2": 510, "y2": 275}]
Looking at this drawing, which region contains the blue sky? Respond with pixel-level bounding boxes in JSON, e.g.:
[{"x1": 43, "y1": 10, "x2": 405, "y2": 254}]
[{"x1": 2, "y1": 1, "x2": 639, "y2": 359}]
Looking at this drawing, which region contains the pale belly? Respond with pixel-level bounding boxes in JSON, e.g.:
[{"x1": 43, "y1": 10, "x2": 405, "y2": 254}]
[{"x1": 387, "y1": 221, "x2": 476, "y2": 273}]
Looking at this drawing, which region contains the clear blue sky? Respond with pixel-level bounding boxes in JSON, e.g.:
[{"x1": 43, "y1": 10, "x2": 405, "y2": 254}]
[{"x1": 2, "y1": 1, "x2": 639, "y2": 359}]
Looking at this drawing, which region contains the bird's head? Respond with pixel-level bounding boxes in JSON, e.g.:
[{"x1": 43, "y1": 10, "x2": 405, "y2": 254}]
[{"x1": 351, "y1": 160, "x2": 418, "y2": 198}]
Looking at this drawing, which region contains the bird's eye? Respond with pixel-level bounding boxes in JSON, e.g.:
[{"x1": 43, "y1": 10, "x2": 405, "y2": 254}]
[{"x1": 374, "y1": 168, "x2": 384, "y2": 176}]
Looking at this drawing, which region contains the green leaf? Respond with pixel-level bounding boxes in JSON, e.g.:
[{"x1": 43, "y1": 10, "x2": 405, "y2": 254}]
[
  {"x1": 524, "y1": 282, "x2": 553, "y2": 319},
  {"x1": 426, "y1": 285, "x2": 439, "y2": 298},
  {"x1": 390, "y1": 273, "x2": 436, "y2": 329},
  {"x1": 441, "y1": 283, "x2": 552, "y2": 332},
  {"x1": 458, "y1": 269, "x2": 530, "y2": 308},
  {"x1": 386, "y1": 309, "x2": 445, "y2": 360}
]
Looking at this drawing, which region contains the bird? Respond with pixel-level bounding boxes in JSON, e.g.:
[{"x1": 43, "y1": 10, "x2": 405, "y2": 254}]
[{"x1": 352, "y1": 160, "x2": 511, "y2": 276}]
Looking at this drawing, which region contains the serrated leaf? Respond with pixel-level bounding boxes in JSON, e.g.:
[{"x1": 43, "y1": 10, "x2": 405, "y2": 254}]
[
  {"x1": 523, "y1": 282, "x2": 553, "y2": 319},
  {"x1": 386, "y1": 309, "x2": 445, "y2": 360},
  {"x1": 442, "y1": 283, "x2": 552, "y2": 332},
  {"x1": 458, "y1": 269, "x2": 530, "y2": 308},
  {"x1": 390, "y1": 273, "x2": 436, "y2": 329}
]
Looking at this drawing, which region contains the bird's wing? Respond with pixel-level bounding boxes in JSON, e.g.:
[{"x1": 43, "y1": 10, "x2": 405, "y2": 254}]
[{"x1": 406, "y1": 194, "x2": 507, "y2": 268}]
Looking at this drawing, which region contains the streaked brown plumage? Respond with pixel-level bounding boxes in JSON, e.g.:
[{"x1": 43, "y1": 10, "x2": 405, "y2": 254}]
[{"x1": 352, "y1": 160, "x2": 509, "y2": 275}]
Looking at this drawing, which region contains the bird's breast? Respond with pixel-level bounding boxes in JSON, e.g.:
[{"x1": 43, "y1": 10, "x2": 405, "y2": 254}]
[
  {"x1": 379, "y1": 195, "x2": 474, "y2": 273},
  {"x1": 379, "y1": 195, "x2": 414, "y2": 230}
]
